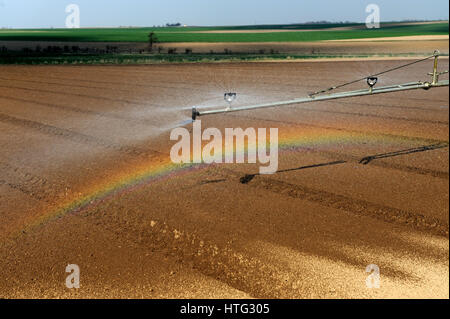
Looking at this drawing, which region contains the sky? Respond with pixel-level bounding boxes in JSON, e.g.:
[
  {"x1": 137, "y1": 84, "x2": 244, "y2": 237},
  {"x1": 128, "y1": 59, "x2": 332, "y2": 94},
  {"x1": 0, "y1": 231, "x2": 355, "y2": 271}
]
[{"x1": 0, "y1": 0, "x2": 448, "y2": 28}]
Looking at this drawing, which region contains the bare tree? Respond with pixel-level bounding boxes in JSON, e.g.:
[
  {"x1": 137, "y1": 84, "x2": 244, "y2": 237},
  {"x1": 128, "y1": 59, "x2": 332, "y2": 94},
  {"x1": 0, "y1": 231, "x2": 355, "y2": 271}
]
[{"x1": 148, "y1": 32, "x2": 158, "y2": 52}]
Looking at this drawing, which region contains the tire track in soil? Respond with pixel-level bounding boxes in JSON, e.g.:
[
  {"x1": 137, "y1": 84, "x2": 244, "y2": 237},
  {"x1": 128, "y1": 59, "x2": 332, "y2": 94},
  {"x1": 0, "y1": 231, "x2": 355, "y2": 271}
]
[
  {"x1": 213, "y1": 167, "x2": 449, "y2": 237},
  {"x1": 365, "y1": 161, "x2": 449, "y2": 179},
  {"x1": 334, "y1": 100, "x2": 450, "y2": 113},
  {"x1": 397, "y1": 96, "x2": 449, "y2": 104},
  {"x1": 0, "y1": 77, "x2": 184, "y2": 99},
  {"x1": 0, "y1": 77, "x2": 132, "y2": 94},
  {"x1": 0, "y1": 94, "x2": 164, "y2": 127},
  {"x1": 6, "y1": 68, "x2": 339, "y2": 96},
  {"x1": 0, "y1": 161, "x2": 67, "y2": 204},
  {"x1": 306, "y1": 147, "x2": 449, "y2": 179},
  {"x1": 291, "y1": 107, "x2": 449, "y2": 125},
  {"x1": 226, "y1": 113, "x2": 449, "y2": 144},
  {"x1": 0, "y1": 113, "x2": 162, "y2": 158},
  {"x1": 84, "y1": 213, "x2": 313, "y2": 299},
  {"x1": 0, "y1": 84, "x2": 143, "y2": 106},
  {"x1": 0, "y1": 73, "x2": 211, "y2": 94}
]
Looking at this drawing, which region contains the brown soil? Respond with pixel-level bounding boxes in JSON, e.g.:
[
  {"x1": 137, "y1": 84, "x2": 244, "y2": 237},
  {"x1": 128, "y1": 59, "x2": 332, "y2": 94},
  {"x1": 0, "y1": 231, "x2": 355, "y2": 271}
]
[
  {"x1": 329, "y1": 35, "x2": 449, "y2": 42},
  {"x1": 0, "y1": 59, "x2": 448, "y2": 298},
  {"x1": 160, "y1": 39, "x2": 449, "y2": 54}
]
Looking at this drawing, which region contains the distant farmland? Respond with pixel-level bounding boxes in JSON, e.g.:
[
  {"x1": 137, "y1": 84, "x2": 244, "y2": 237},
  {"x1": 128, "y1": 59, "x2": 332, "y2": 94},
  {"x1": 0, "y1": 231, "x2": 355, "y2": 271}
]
[
  {"x1": 1, "y1": 21, "x2": 448, "y2": 65},
  {"x1": 0, "y1": 22, "x2": 448, "y2": 43}
]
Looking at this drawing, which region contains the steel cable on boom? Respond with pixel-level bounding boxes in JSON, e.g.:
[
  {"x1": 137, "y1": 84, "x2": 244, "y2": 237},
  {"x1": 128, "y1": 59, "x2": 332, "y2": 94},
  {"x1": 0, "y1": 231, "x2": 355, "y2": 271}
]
[{"x1": 308, "y1": 54, "x2": 438, "y2": 97}]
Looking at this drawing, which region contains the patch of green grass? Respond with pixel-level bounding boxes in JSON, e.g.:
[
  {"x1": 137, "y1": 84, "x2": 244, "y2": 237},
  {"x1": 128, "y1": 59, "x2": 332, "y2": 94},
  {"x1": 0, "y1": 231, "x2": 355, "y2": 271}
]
[
  {"x1": 152, "y1": 23, "x2": 450, "y2": 43},
  {"x1": 0, "y1": 22, "x2": 447, "y2": 43}
]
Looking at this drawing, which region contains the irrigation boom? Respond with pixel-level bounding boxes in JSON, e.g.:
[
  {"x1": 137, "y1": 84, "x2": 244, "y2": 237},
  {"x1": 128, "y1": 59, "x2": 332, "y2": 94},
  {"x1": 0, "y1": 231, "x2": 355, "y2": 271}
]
[{"x1": 192, "y1": 51, "x2": 449, "y2": 121}]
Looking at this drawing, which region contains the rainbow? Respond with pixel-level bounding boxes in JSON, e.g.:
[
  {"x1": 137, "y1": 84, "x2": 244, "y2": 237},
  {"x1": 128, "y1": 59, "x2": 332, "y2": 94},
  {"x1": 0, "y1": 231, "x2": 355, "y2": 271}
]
[{"x1": 19, "y1": 125, "x2": 409, "y2": 236}]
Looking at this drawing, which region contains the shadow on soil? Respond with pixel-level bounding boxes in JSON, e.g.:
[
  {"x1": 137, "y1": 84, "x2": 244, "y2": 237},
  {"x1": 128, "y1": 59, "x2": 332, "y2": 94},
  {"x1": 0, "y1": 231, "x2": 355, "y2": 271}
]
[{"x1": 240, "y1": 142, "x2": 450, "y2": 184}]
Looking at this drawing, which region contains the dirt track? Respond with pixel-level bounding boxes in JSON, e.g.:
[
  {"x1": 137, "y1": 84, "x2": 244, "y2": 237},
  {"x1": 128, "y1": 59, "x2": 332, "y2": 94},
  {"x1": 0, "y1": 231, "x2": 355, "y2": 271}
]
[{"x1": 0, "y1": 59, "x2": 448, "y2": 298}]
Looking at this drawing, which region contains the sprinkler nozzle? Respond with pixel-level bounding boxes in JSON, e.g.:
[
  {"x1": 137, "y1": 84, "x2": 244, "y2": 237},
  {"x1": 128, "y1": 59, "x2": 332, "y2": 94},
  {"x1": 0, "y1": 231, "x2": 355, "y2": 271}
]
[{"x1": 192, "y1": 107, "x2": 200, "y2": 121}]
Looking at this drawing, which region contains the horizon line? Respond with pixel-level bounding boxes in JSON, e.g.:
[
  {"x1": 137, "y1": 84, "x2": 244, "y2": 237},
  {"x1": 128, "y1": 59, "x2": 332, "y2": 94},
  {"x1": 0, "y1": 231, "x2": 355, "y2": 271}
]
[{"x1": 1, "y1": 19, "x2": 448, "y2": 30}]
